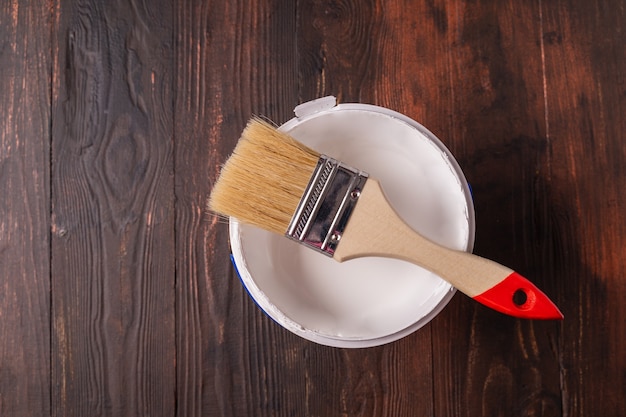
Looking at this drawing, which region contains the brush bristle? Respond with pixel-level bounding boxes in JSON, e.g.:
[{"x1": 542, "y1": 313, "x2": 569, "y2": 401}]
[{"x1": 208, "y1": 118, "x2": 321, "y2": 234}]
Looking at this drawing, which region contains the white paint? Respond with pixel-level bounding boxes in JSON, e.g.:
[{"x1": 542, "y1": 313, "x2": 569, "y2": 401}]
[{"x1": 230, "y1": 102, "x2": 475, "y2": 347}]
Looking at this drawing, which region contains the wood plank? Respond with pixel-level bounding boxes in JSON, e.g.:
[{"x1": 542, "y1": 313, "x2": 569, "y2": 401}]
[
  {"x1": 50, "y1": 0, "x2": 175, "y2": 415},
  {"x1": 296, "y1": 1, "x2": 440, "y2": 416},
  {"x1": 297, "y1": 0, "x2": 386, "y2": 104},
  {"x1": 0, "y1": 1, "x2": 51, "y2": 416},
  {"x1": 425, "y1": 1, "x2": 565, "y2": 416},
  {"x1": 173, "y1": 1, "x2": 306, "y2": 416},
  {"x1": 541, "y1": 1, "x2": 626, "y2": 415}
]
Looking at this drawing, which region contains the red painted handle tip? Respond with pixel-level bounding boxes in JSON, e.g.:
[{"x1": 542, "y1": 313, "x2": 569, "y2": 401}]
[{"x1": 473, "y1": 272, "x2": 563, "y2": 320}]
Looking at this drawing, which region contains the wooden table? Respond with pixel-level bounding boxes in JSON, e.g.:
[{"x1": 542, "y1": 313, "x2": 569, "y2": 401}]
[{"x1": 2, "y1": 0, "x2": 625, "y2": 416}]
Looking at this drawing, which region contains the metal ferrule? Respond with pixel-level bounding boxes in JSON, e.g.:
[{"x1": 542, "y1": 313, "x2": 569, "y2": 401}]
[{"x1": 286, "y1": 155, "x2": 368, "y2": 256}]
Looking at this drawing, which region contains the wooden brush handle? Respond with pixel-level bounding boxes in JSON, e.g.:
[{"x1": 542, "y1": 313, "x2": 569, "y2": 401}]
[{"x1": 333, "y1": 180, "x2": 563, "y2": 319}]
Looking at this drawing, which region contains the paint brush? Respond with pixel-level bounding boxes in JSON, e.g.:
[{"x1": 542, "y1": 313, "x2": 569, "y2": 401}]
[{"x1": 209, "y1": 118, "x2": 563, "y2": 320}]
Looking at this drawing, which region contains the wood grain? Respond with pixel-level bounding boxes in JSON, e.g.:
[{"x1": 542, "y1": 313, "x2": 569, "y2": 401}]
[
  {"x1": 542, "y1": 2, "x2": 626, "y2": 415},
  {"x1": 335, "y1": 179, "x2": 515, "y2": 298},
  {"x1": 173, "y1": 1, "x2": 305, "y2": 417},
  {"x1": 423, "y1": 1, "x2": 565, "y2": 416},
  {"x1": 0, "y1": 0, "x2": 625, "y2": 416},
  {"x1": 297, "y1": 2, "x2": 440, "y2": 416},
  {"x1": 0, "y1": 1, "x2": 51, "y2": 416},
  {"x1": 50, "y1": 1, "x2": 175, "y2": 416}
]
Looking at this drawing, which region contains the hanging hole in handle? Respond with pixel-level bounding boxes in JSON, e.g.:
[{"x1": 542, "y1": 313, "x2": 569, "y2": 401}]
[
  {"x1": 512, "y1": 288, "x2": 537, "y2": 310},
  {"x1": 513, "y1": 289, "x2": 528, "y2": 306}
]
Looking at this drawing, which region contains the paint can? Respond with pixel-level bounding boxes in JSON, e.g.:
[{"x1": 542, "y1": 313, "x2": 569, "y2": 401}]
[{"x1": 229, "y1": 96, "x2": 475, "y2": 347}]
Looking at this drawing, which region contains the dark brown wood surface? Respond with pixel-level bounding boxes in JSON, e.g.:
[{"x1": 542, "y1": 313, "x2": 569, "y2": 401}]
[{"x1": 1, "y1": 0, "x2": 624, "y2": 416}]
